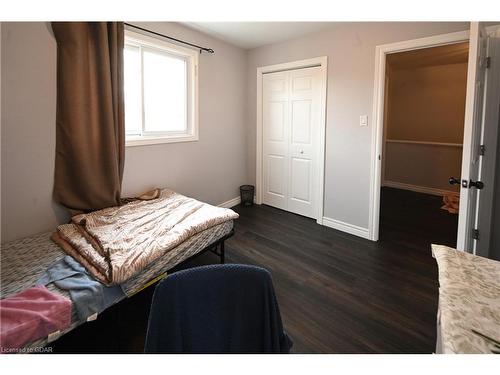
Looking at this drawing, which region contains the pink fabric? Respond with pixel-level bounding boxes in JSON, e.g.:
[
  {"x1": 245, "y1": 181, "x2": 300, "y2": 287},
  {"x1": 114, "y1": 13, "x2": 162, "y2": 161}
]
[{"x1": 0, "y1": 285, "x2": 71, "y2": 351}]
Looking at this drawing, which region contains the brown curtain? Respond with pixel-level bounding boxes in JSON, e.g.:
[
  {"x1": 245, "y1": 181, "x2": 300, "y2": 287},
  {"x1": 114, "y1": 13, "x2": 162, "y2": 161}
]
[{"x1": 52, "y1": 22, "x2": 125, "y2": 212}]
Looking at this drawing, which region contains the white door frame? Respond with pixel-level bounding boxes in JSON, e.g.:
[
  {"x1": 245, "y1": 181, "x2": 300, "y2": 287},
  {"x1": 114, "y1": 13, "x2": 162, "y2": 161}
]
[
  {"x1": 369, "y1": 30, "x2": 470, "y2": 241},
  {"x1": 256, "y1": 56, "x2": 328, "y2": 224}
]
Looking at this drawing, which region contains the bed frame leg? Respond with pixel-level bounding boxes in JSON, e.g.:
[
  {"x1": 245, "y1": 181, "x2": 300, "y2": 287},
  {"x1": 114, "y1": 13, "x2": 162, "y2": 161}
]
[{"x1": 220, "y1": 241, "x2": 225, "y2": 264}]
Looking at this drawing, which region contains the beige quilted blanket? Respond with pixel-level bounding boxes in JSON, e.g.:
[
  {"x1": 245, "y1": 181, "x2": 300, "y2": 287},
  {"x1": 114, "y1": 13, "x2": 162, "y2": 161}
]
[
  {"x1": 52, "y1": 189, "x2": 238, "y2": 285},
  {"x1": 432, "y1": 244, "x2": 500, "y2": 353}
]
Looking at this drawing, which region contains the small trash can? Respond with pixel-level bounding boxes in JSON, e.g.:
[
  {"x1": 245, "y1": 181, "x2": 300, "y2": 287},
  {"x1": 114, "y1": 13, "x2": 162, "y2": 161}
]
[{"x1": 239, "y1": 185, "x2": 255, "y2": 206}]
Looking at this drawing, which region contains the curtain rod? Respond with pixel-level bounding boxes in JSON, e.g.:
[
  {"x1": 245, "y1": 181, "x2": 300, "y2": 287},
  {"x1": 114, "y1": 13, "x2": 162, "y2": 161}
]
[{"x1": 124, "y1": 23, "x2": 215, "y2": 54}]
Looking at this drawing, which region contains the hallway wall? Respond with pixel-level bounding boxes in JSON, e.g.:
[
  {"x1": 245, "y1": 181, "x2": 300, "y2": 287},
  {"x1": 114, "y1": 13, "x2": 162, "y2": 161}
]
[{"x1": 383, "y1": 62, "x2": 467, "y2": 194}]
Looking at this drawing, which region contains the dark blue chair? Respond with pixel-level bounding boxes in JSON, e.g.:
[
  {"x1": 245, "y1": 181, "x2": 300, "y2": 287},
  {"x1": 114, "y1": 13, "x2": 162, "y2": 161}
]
[{"x1": 144, "y1": 264, "x2": 293, "y2": 353}]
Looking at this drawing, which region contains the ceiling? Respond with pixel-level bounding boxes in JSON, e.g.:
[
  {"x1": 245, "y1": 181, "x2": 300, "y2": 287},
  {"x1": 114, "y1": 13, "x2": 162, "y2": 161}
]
[
  {"x1": 183, "y1": 22, "x2": 336, "y2": 49},
  {"x1": 387, "y1": 42, "x2": 469, "y2": 70}
]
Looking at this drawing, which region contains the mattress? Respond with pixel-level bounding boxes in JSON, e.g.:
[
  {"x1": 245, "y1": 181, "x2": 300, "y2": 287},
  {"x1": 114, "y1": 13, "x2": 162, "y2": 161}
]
[{"x1": 1, "y1": 220, "x2": 233, "y2": 348}]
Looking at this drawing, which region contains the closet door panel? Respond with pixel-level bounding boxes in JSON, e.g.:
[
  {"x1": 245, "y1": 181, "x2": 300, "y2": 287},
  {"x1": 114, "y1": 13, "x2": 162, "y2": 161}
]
[
  {"x1": 262, "y1": 71, "x2": 289, "y2": 210},
  {"x1": 288, "y1": 67, "x2": 321, "y2": 218}
]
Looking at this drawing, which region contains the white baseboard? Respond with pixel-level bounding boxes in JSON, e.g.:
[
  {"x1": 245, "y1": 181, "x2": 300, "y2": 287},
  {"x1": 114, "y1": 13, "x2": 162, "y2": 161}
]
[
  {"x1": 322, "y1": 217, "x2": 371, "y2": 240},
  {"x1": 219, "y1": 195, "x2": 258, "y2": 208},
  {"x1": 220, "y1": 198, "x2": 371, "y2": 240},
  {"x1": 218, "y1": 196, "x2": 241, "y2": 208},
  {"x1": 383, "y1": 180, "x2": 459, "y2": 197}
]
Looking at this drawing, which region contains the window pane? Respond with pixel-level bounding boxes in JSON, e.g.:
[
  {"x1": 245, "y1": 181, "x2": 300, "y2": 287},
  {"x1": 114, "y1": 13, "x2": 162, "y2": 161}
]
[
  {"x1": 143, "y1": 49, "x2": 187, "y2": 133},
  {"x1": 124, "y1": 45, "x2": 142, "y2": 135}
]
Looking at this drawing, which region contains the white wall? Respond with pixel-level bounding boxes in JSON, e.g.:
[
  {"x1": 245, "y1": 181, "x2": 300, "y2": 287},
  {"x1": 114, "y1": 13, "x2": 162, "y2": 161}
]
[
  {"x1": 246, "y1": 22, "x2": 470, "y2": 229},
  {"x1": 1, "y1": 22, "x2": 66, "y2": 243},
  {"x1": 385, "y1": 63, "x2": 467, "y2": 143},
  {"x1": 384, "y1": 142, "x2": 462, "y2": 193},
  {"x1": 383, "y1": 63, "x2": 467, "y2": 194},
  {"x1": 1, "y1": 22, "x2": 248, "y2": 242}
]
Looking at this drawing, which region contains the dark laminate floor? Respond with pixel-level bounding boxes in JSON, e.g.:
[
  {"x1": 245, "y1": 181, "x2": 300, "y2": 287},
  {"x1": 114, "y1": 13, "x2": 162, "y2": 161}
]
[{"x1": 51, "y1": 187, "x2": 458, "y2": 353}]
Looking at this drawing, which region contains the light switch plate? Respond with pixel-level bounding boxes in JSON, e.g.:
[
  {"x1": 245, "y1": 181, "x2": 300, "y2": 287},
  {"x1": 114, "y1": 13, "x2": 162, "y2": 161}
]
[{"x1": 360, "y1": 115, "x2": 368, "y2": 127}]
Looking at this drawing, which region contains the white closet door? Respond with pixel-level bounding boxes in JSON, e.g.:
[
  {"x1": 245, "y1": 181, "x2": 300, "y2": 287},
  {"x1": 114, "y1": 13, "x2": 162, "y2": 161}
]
[
  {"x1": 287, "y1": 67, "x2": 321, "y2": 218},
  {"x1": 262, "y1": 71, "x2": 289, "y2": 210},
  {"x1": 262, "y1": 67, "x2": 321, "y2": 219}
]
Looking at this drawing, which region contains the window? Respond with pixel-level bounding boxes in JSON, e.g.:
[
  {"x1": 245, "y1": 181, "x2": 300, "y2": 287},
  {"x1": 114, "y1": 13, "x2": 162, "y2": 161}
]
[{"x1": 124, "y1": 29, "x2": 198, "y2": 146}]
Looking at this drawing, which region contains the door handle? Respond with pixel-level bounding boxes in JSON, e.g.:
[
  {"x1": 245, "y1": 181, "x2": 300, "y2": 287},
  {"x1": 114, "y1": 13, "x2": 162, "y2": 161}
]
[
  {"x1": 469, "y1": 180, "x2": 484, "y2": 190},
  {"x1": 449, "y1": 177, "x2": 469, "y2": 188},
  {"x1": 449, "y1": 177, "x2": 484, "y2": 190}
]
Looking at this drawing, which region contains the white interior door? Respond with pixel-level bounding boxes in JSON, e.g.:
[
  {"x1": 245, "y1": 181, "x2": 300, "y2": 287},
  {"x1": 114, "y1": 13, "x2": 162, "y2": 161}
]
[
  {"x1": 262, "y1": 67, "x2": 322, "y2": 219},
  {"x1": 474, "y1": 31, "x2": 500, "y2": 257},
  {"x1": 457, "y1": 22, "x2": 489, "y2": 252}
]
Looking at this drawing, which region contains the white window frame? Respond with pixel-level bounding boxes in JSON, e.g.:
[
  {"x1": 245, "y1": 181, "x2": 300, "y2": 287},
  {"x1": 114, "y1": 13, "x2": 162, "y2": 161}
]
[{"x1": 124, "y1": 29, "x2": 199, "y2": 147}]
